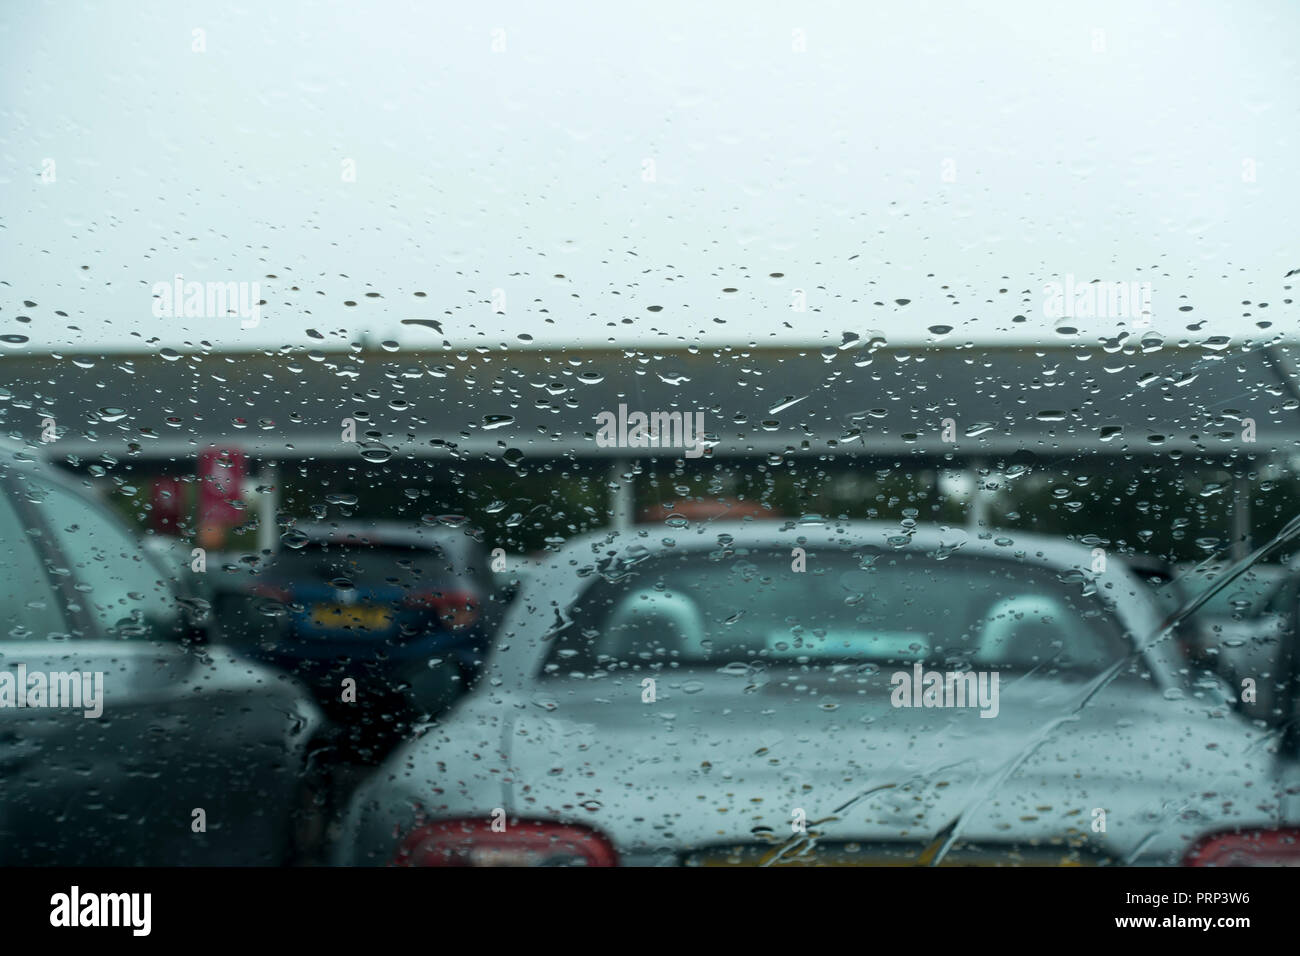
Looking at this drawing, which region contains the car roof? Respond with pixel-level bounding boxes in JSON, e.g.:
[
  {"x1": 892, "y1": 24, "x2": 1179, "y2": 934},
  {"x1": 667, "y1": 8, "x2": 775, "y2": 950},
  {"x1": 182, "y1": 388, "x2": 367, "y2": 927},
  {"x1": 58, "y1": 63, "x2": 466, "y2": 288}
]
[
  {"x1": 0, "y1": 438, "x2": 113, "y2": 498},
  {"x1": 485, "y1": 518, "x2": 1178, "y2": 689},
  {"x1": 549, "y1": 518, "x2": 1116, "y2": 570},
  {"x1": 290, "y1": 521, "x2": 482, "y2": 548}
]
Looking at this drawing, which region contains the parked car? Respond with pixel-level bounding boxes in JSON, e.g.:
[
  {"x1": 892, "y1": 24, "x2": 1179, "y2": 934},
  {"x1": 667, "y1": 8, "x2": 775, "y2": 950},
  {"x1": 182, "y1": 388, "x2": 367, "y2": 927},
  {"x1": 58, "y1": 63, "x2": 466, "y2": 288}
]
[
  {"x1": 1163, "y1": 563, "x2": 1292, "y2": 723},
  {"x1": 210, "y1": 522, "x2": 499, "y2": 760},
  {"x1": 335, "y1": 521, "x2": 1287, "y2": 866},
  {"x1": 0, "y1": 442, "x2": 326, "y2": 864},
  {"x1": 1227, "y1": 558, "x2": 1300, "y2": 749}
]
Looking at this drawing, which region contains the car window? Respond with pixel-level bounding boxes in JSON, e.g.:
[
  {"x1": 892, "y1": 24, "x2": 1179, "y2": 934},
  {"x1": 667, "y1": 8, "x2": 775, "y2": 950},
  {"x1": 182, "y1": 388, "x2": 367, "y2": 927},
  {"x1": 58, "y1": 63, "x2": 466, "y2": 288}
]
[
  {"x1": 25, "y1": 478, "x2": 180, "y2": 640},
  {"x1": 268, "y1": 543, "x2": 464, "y2": 590},
  {"x1": 0, "y1": 483, "x2": 69, "y2": 640},
  {"x1": 546, "y1": 549, "x2": 1131, "y2": 677}
]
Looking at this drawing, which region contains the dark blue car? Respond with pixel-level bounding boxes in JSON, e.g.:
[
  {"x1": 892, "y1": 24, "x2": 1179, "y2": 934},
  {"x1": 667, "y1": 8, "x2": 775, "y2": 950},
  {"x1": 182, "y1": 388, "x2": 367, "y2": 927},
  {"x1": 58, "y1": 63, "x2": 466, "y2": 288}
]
[{"x1": 213, "y1": 522, "x2": 500, "y2": 758}]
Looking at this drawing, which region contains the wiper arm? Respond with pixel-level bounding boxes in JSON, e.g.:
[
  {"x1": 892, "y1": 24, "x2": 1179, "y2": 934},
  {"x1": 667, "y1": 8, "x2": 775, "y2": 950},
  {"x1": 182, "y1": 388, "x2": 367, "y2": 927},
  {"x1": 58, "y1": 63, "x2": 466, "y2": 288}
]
[
  {"x1": 918, "y1": 511, "x2": 1300, "y2": 866},
  {"x1": 1145, "y1": 512, "x2": 1300, "y2": 651}
]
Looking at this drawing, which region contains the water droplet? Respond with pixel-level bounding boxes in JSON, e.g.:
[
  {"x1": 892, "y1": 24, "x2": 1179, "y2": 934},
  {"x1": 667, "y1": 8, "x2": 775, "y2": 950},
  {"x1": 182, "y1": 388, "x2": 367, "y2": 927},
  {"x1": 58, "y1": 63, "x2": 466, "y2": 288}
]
[{"x1": 281, "y1": 530, "x2": 310, "y2": 549}]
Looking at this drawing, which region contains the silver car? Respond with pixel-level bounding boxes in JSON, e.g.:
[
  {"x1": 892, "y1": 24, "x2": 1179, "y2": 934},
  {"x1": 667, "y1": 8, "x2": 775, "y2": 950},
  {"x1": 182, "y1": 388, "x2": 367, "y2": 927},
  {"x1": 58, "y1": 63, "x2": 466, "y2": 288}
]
[{"x1": 336, "y1": 522, "x2": 1288, "y2": 866}]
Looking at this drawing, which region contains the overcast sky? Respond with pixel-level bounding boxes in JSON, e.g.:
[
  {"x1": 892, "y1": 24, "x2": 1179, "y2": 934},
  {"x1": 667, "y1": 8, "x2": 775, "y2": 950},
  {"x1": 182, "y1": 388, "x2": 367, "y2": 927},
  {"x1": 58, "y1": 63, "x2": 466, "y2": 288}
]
[{"x1": 2, "y1": 0, "x2": 1297, "y2": 353}]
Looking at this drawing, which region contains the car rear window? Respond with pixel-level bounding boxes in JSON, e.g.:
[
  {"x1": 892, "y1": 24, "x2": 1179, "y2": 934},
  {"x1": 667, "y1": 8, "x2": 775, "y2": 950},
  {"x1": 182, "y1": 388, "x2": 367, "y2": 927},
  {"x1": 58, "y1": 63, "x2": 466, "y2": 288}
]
[
  {"x1": 544, "y1": 548, "x2": 1133, "y2": 678},
  {"x1": 267, "y1": 543, "x2": 467, "y2": 590}
]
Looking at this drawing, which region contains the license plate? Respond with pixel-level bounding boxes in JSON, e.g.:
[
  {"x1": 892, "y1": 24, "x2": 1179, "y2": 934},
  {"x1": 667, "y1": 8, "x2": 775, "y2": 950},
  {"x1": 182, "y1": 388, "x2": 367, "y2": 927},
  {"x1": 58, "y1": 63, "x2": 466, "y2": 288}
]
[{"x1": 309, "y1": 604, "x2": 393, "y2": 630}]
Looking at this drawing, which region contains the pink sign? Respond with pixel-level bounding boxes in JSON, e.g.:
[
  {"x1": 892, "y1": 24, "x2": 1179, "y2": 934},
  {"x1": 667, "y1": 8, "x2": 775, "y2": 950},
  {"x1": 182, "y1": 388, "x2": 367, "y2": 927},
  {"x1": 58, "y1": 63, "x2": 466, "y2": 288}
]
[{"x1": 198, "y1": 447, "x2": 246, "y2": 528}]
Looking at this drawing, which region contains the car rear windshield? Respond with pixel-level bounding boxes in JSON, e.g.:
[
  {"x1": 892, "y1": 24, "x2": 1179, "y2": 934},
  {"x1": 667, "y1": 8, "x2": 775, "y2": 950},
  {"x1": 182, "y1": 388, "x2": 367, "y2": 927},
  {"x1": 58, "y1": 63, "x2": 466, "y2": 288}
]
[
  {"x1": 544, "y1": 547, "x2": 1133, "y2": 677},
  {"x1": 267, "y1": 542, "x2": 476, "y2": 591}
]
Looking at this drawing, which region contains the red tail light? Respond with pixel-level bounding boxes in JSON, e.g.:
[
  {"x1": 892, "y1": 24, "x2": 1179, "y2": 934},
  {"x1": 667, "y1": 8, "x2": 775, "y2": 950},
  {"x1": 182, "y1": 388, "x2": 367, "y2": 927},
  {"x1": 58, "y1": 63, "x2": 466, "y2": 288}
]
[
  {"x1": 402, "y1": 588, "x2": 480, "y2": 629},
  {"x1": 392, "y1": 819, "x2": 618, "y2": 867},
  {"x1": 251, "y1": 583, "x2": 292, "y2": 603},
  {"x1": 1183, "y1": 827, "x2": 1300, "y2": 866}
]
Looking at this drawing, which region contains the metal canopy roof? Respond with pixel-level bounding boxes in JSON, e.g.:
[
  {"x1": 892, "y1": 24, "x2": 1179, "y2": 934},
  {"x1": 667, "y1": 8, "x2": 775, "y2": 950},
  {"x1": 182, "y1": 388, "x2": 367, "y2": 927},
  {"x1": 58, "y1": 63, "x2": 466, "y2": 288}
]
[{"x1": 4, "y1": 340, "x2": 1299, "y2": 465}]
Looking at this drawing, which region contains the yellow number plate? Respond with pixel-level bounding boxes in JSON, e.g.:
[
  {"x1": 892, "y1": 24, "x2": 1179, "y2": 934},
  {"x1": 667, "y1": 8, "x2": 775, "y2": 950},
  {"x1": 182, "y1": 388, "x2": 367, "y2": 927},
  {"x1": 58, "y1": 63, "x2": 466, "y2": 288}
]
[{"x1": 309, "y1": 604, "x2": 393, "y2": 630}]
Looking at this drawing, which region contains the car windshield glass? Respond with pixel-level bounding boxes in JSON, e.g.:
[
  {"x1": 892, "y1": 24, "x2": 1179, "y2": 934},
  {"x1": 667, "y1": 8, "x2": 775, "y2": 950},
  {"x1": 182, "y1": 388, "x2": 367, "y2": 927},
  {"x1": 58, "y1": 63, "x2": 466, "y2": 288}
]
[
  {"x1": 267, "y1": 543, "x2": 461, "y2": 590},
  {"x1": 546, "y1": 548, "x2": 1130, "y2": 676},
  {"x1": 7, "y1": 0, "x2": 1300, "y2": 878}
]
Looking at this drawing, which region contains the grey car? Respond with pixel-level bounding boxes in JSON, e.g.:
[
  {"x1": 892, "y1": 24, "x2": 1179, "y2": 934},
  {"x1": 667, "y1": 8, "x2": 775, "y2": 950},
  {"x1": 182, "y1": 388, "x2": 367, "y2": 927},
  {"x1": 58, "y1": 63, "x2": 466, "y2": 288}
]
[
  {"x1": 336, "y1": 521, "x2": 1288, "y2": 866},
  {"x1": 0, "y1": 443, "x2": 326, "y2": 864}
]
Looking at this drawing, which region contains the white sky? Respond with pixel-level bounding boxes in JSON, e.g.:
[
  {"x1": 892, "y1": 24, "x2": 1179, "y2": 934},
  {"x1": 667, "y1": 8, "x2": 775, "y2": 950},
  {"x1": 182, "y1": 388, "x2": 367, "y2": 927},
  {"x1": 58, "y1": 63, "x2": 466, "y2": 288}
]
[{"x1": 2, "y1": 0, "x2": 1297, "y2": 353}]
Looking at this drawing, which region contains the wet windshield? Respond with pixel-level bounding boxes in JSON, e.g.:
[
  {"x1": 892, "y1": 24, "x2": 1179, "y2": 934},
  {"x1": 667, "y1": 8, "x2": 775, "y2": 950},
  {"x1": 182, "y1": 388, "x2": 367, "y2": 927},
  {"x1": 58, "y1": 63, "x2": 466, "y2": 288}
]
[{"x1": 2, "y1": 0, "x2": 1299, "y2": 889}]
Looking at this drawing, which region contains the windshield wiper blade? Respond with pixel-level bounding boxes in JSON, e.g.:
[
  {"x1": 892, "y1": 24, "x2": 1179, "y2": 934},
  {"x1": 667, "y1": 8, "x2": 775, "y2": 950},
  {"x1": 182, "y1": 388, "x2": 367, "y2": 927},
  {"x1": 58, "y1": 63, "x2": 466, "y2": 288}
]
[
  {"x1": 1147, "y1": 512, "x2": 1300, "y2": 650},
  {"x1": 918, "y1": 511, "x2": 1300, "y2": 867}
]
